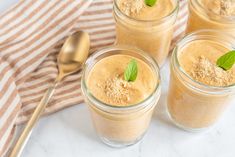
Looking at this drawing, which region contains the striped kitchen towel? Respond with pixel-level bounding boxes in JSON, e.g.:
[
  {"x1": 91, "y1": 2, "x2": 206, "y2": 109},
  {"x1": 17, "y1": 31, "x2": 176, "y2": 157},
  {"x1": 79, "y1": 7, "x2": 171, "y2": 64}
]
[{"x1": 0, "y1": 0, "x2": 188, "y2": 156}]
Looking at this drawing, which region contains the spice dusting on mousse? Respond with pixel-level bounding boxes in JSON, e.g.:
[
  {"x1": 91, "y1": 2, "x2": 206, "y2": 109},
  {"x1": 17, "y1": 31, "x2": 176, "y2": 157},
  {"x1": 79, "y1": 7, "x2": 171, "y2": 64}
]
[
  {"x1": 103, "y1": 76, "x2": 133, "y2": 104},
  {"x1": 87, "y1": 55, "x2": 156, "y2": 106},
  {"x1": 116, "y1": 0, "x2": 174, "y2": 20},
  {"x1": 205, "y1": 0, "x2": 235, "y2": 16},
  {"x1": 178, "y1": 40, "x2": 235, "y2": 87},
  {"x1": 118, "y1": 0, "x2": 145, "y2": 16},
  {"x1": 190, "y1": 56, "x2": 235, "y2": 86}
]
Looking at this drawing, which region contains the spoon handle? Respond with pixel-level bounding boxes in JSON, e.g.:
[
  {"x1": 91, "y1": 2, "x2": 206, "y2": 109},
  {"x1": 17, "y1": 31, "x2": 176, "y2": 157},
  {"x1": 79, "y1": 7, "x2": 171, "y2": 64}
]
[{"x1": 9, "y1": 81, "x2": 59, "y2": 157}]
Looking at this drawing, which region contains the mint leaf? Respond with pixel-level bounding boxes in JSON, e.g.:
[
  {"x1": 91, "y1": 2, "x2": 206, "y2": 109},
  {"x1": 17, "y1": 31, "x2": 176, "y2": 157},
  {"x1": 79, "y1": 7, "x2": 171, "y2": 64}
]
[
  {"x1": 216, "y1": 50, "x2": 235, "y2": 71},
  {"x1": 124, "y1": 59, "x2": 138, "y2": 82},
  {"x1": 145, "y1": 0, "x2": 157, "y2": 7}
]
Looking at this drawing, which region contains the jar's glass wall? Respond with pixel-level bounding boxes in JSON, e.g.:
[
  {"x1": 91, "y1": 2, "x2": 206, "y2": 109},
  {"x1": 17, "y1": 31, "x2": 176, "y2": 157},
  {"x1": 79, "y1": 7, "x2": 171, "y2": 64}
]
[
  {"x1": 87, "y1": 97, "x2": 157, "y2": 146},
  {"x1": 81, "y1": 46, "x2": 161, "y2": 147},
  {"x1": 167, "y1": 30, "x2": 235, "y2": 131},
  {"x1": 113, "y1": 0, "x2": 179, "y2": 67},
  {"x1": 186, "y1": 0, "x2": 235, "y2": 35}
]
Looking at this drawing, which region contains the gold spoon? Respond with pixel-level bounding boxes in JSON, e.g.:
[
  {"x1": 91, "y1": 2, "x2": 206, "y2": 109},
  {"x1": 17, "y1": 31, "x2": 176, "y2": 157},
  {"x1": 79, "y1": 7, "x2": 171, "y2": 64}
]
[{"x1": 9, "y1": 31, "x2": 90, "y2": 157}]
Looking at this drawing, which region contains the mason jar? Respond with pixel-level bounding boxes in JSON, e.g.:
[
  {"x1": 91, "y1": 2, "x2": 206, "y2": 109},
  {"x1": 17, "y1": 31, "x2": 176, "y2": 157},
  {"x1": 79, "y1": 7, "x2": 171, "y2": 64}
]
[
  {"x1": 113, "y1": 0, "x2": 179, "y2": 67},
  {"x1": 167, "y1": 30, "x2": 235, "y2": 131},
  {"x1": 81, "y1": 46, "x2": 161, "y2": 147},
  {"x1": 186, "y1": 0, "x2": 235, "y2": 35}
]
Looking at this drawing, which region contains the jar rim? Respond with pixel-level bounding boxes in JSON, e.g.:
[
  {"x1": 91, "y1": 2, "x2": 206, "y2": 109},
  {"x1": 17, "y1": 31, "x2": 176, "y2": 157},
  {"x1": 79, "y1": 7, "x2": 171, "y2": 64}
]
[
  {"x1": 81, "y1": 45, "x2": 161, "y2": 112},
  {"x1": 113, "y1": 0, "x2": 179, "y2": 24},
  {"x1": 190, "y1": 0, "x2": 235, "y2": 23},
  {"x1": 172, "y1": 29, "x2": 235, "y2": 94}
]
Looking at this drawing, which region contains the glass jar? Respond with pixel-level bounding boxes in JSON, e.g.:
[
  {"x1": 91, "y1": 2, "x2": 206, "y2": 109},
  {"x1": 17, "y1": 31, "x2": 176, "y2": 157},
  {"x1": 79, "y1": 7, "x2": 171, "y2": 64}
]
[
  {"x1": 113, "y1": 0, "x2": 179, "y2": 67},
  {"x1": 167, "y1": 30, "x2": 235, "y2": 131},
  {"x1": 81, "y1": 46, "x2": 161, "y2": 147},
  {"x1": 186, "y1": 0, "x2": 235, "y2": 35}
]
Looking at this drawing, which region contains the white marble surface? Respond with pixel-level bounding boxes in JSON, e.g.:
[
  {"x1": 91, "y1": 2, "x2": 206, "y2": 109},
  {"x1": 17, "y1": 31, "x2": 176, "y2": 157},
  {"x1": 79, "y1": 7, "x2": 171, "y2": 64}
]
[
  {"x1": 19, "y1": 60, "x2": 235, "y2": 157},
  {"x1": 1, "y1": 1, "x2": 235, "y2": 157}
]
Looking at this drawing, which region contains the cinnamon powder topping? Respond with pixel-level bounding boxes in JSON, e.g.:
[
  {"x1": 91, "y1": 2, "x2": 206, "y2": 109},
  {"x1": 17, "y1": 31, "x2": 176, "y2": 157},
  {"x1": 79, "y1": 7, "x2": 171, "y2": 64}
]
[
  {"x1": 117, "y1": 0, "x2": 145, "y2": 16},
  {"x1": 189, "y1": 56, "x2": 235, "y2": 86}
]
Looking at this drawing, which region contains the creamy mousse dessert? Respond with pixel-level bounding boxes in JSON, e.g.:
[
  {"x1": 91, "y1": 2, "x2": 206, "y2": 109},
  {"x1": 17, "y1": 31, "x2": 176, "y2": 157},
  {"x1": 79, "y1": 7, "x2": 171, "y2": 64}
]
[
  {"x1": 81, "y1": 46, "x2": 161, "y2": 147},
  {"x1": 113, "y1": 0, "x2": 179, "y2": 66},
  {"x1": 167, "y1": 30, "x2": 235, "y2": 131},
  {"x1": 186, "y1": 0, "x2": 235, "y2": 35}
]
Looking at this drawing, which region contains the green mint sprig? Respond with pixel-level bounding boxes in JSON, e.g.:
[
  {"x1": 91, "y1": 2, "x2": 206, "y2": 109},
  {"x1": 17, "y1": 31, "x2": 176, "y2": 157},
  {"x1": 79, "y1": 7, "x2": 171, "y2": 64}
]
[
  {"x1": 124, "y1": 59, "x2": 138, "y2": 82},
  {"x1": 216, "y1": 50, "x2": 235, "y2": 71},
  {"x1": 145, "y1": 0, "x2": 158, "y2": 7}
]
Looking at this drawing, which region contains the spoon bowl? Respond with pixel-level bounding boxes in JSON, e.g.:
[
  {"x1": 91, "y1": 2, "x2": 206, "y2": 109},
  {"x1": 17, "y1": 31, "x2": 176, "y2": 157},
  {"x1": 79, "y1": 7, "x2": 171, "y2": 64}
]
[{"x1": 58, "y1": 31, "x2": 90, "y2": 78}]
